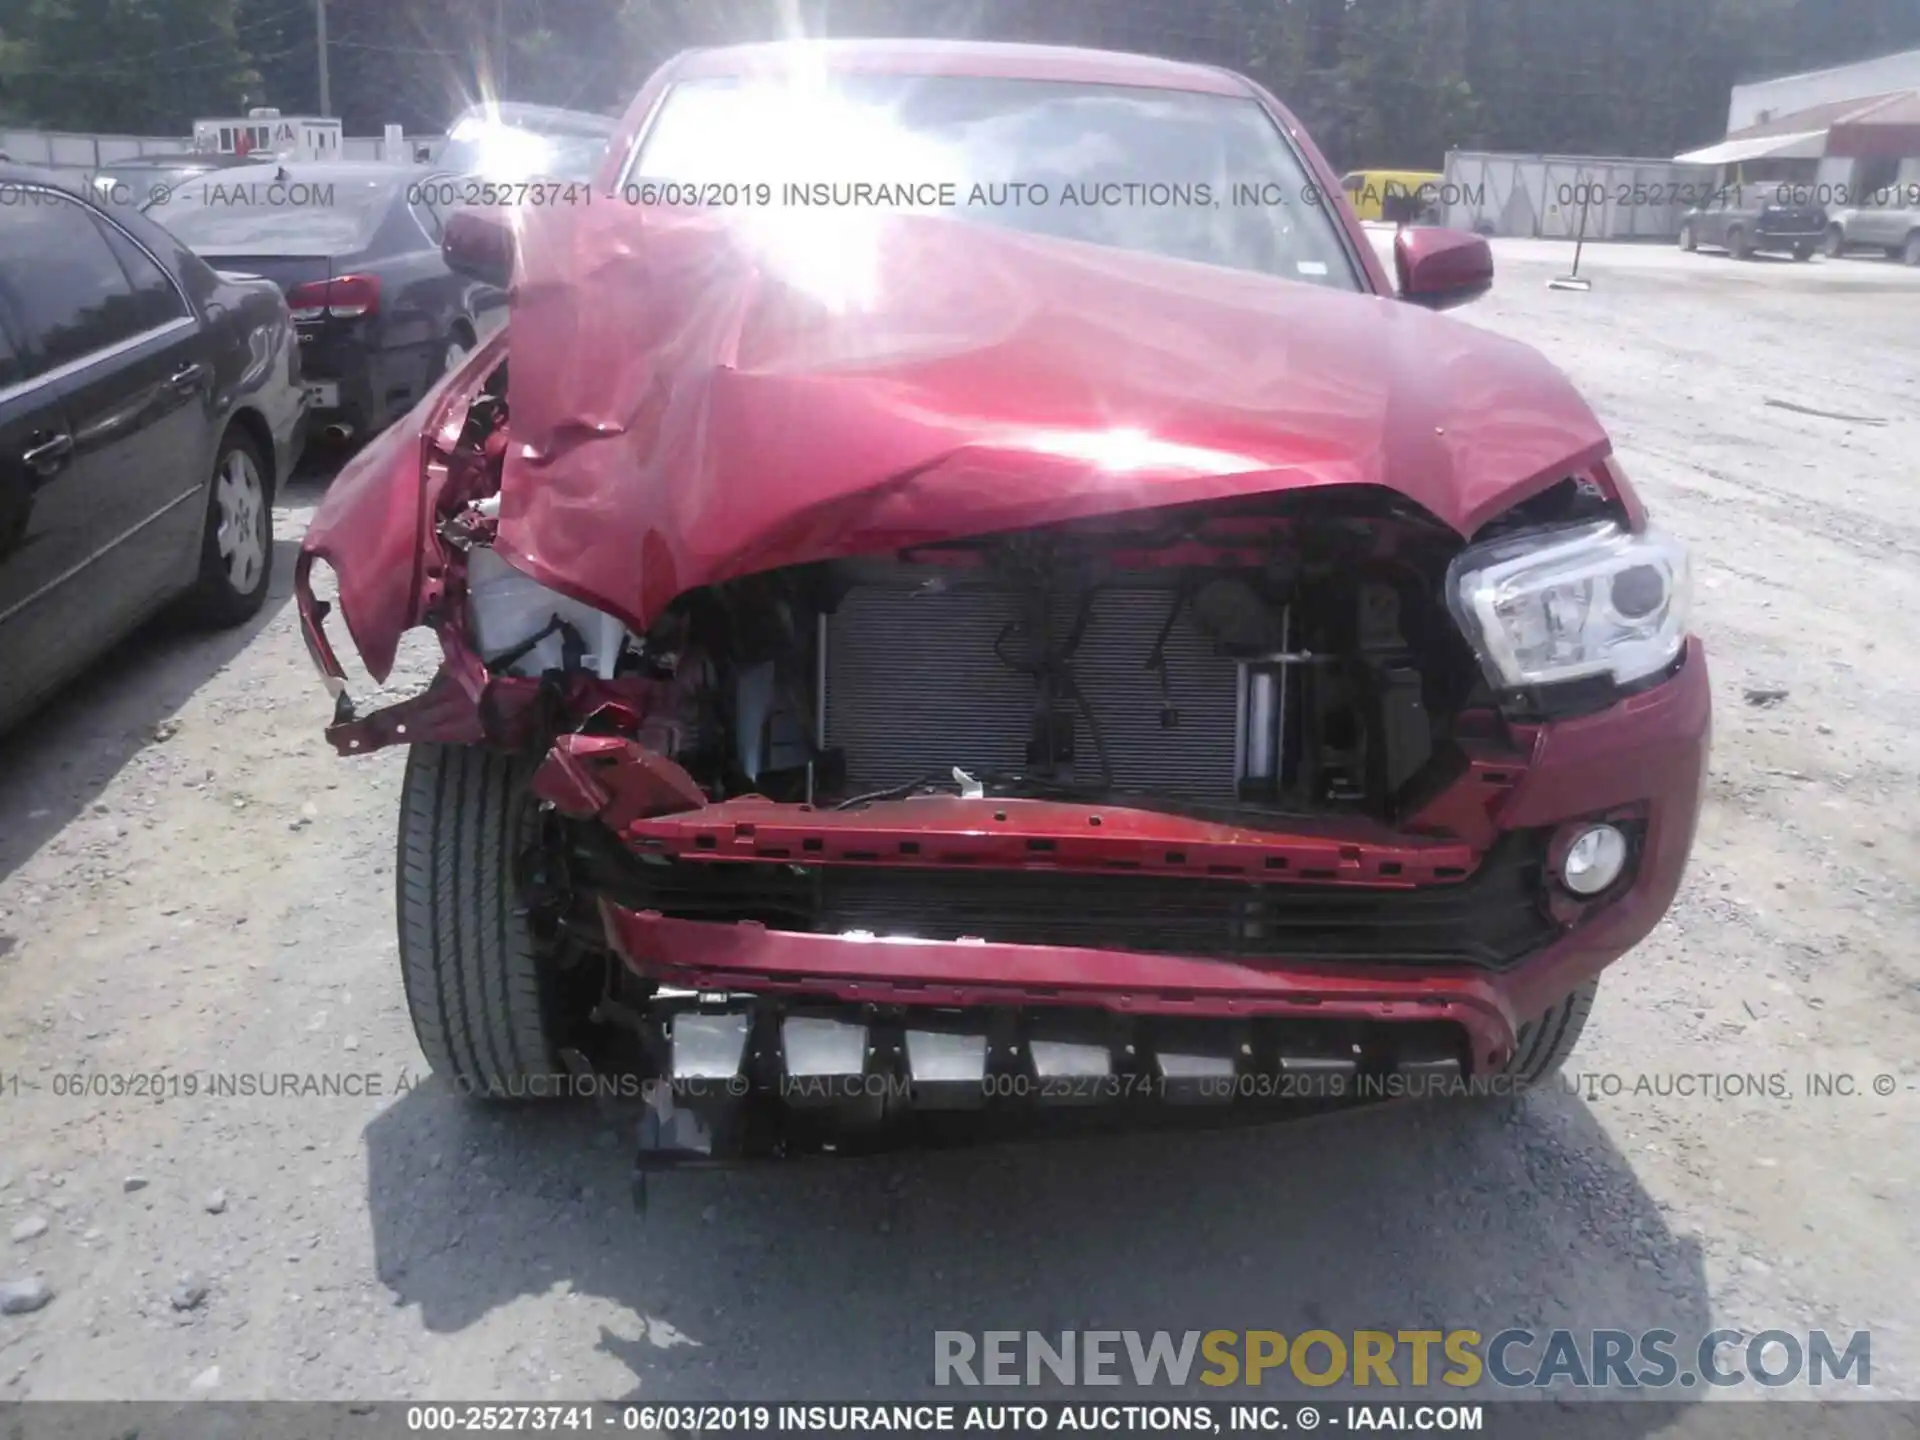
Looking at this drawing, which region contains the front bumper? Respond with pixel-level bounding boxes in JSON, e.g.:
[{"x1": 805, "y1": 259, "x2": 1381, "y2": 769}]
[
  {"x1": 593, "y1": 639, "x2": 1711, "y2": 1077},
  {"x1": 301, "y1": 366, "x2": 380, "y2": 437},
  {"x1": 298, "y1": 329, "x2": 431, "y2": 439},
  {"x1": 1752, "y1": 226, "x2": 1825, "y2": 246}
]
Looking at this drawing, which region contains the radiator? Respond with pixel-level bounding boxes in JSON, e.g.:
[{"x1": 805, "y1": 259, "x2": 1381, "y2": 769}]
[{"x1": 824, "y1": 573, "x2": 1242, "y2": 798}]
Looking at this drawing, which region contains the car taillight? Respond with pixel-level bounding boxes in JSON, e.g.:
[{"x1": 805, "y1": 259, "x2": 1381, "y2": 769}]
[
  {"x1": 286, "y1": 281, "x2": 327, "y2": 322},
  {"x1": 287, "y1": 274, "x2": 382, "y2": 321},
  {"x1": 326, "y1": 274, "x2": 381, "y2": 318}
]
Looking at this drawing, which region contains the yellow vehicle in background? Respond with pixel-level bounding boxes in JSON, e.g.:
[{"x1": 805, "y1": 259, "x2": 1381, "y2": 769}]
[{"x1": 1341, "y1": 169, "x2": 1445, "y2": 223}]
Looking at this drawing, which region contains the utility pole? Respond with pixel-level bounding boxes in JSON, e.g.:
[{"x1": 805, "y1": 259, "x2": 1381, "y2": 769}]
[
  {"x1": 494, "y1": 0, "x2": 507, "y2": 95},
  {"x1": 315, "y1": 0, "x2": 331, "y2": 117}
]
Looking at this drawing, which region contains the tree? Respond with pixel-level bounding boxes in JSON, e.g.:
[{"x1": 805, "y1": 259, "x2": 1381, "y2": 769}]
[
  {"x1": 0, "y1": 23, "x2": 38, "y2": 125},
  {"x1": 267, "y1": 0, "x2": 631, "y2": 135},
  {"x1": 6, "y1": 0, "x2": 258, "y2": 133},
  {"x1": 234, "y1": 0, "x2": 320, "y2": 115},
  {"x1": 9, "y1": 0, "x2": 1920, "y2": 159}
]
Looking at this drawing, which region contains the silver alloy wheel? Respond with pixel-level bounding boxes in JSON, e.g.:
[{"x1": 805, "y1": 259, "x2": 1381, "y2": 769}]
[{"x1": 214, "y1": 448, "x2": 267, "y2": 594}]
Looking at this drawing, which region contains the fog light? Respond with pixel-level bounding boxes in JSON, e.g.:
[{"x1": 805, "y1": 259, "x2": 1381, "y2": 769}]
[{"x1": 1561, "y1": 824, "x2": 1628, "y2": 896}]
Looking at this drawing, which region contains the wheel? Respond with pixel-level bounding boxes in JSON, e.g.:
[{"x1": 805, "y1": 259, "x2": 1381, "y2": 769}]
[
  {"x1": 1904, "y1": 233, "x2": 1920, "y2": 267},
  {"x1": 396, "y1": 743, "x2": 598, "y2": 1100},
  {"x1": 1677, "y1": 221, "x2": 1695, "y2": 252},
  {"x1": 185, "y1": 427, "x2": 271, "y2": 626},
  {"x1": 1792, "y1": 243, "x2": 1815, "y2": 262},
  {"x1": 1821, "y1": 225, "x2": 1846, "y2": 258},
  {"x1": 1498, "y1": 980, "x2": 1598, "y2": 1087},
  {"x1": 1728, "y1": 226, "x2": 1751, "y2": 260}
]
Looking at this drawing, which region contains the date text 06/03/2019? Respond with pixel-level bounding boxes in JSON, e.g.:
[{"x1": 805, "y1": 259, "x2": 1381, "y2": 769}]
[{"x1": 401, "y1": 1404, "x2": 1485, "y2": 1433}]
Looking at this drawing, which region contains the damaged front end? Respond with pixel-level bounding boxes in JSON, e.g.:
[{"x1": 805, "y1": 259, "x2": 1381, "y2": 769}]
[
  {"x1": 296, "y1": 207, "x2": 1707, "y2": 1175},
  {"x1": 297, "y1": 352, "x2": 1706, "y2": 1170},
  {"x1": 296, "y1": 341, "x2": 657, "y2": 759}
]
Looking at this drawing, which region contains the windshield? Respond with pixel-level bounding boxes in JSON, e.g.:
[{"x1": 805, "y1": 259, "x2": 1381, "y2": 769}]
[
  {"x1": 149, "y1": 175, "x2": 395, "y2": 253},
  {"x1": 439, "y1": 118, "x2": 610, "y2": 181},
  {"x1": 627, "y1": 75, "x2": 1360, "y2": 290}
]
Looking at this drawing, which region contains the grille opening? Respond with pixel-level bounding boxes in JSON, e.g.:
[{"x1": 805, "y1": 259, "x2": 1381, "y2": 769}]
[{"x1": 630, "y1": 495, "x2": 1481, "y2": 825}]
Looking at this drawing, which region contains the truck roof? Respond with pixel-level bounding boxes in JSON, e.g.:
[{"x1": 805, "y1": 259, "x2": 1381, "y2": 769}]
[{"x1": 668, "y1": 38, "x2": 1251, "y2": 97}]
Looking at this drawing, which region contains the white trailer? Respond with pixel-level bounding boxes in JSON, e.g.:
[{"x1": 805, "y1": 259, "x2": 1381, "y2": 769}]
[
  {"x1": 1442, "y1": 151, "x2": 1719, "y2": 241},
  {"x1": 192, "y1": 108, "x2": 343, "y2": 161}
]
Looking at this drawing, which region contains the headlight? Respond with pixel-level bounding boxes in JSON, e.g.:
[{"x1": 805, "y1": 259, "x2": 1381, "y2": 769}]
[
  {"x1": 467, "y1": 548, "x2": 630, "y2": 680},
  {"x1": 1446, "y1": 520, "x2": 1691, "y2": 689}
]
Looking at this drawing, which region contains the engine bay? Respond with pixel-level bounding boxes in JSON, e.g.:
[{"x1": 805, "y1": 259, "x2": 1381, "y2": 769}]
[{"x1": 575, "y1": 496, "x2": 1486, "y2": 825}]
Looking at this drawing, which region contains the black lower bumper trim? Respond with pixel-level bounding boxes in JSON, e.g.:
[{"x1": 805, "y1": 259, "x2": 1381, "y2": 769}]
[
  {"x1": 625, "y1": 995, "x2": 1478, "y2": 1202},
  {"x1": 578, "y1": 830, "x2": 1562, "y2": 971}
]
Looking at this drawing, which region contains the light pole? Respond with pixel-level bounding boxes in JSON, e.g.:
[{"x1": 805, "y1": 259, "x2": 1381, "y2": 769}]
[{"x1": 315, "y1": 0, "x2": 331, "y2": 117}]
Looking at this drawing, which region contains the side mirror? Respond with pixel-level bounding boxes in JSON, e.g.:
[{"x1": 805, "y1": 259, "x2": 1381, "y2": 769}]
[
  {"x1": 1394, "y1": 227, "x2": 1493, "y2": 311},
  {"x1": 442, "y1": 206, "x2": 516, "y2": 289}
]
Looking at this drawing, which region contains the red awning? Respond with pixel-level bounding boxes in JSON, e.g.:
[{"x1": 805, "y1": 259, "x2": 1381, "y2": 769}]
[
  {"x1": 1680, "y1": 89, "x2": 1920, "y2": 164},
  {"x1": 1827, "y1": 91, "x2": 1920, "y2": 158}
]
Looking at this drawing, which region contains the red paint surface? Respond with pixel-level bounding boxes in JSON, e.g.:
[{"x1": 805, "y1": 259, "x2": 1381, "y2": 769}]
[
  {"x1": 490, "y1": 199, "x2": 1608, "y2": 635},
  {"x1": 1394, "y1": 227, "x2": 1496, "y2": 308},
  {"x1": 615, "y1": 795, "x2": 1485, "y2": 884},
  {"x1": 600, "y1": 903, "x2": 1522, "y2": 1073}
]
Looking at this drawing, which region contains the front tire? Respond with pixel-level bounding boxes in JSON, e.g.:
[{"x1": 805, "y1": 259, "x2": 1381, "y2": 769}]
[
  {"x1": 396, "y1": 743, "x2": 593, "y2": 1100},
  {"x1": 185, "y1": 427, "x2": 272, "y2": 626},
  {"x1": 1728, "y1": 226, "x2": 1752, "y2": 260},
  {"x1": 1677, "y1": 222, "x2": 1696, "y2": 252},
  {"x1": 1822, "y1": 225, "x2": 1846, "y2": 258},
  {"x1": 1792, "y1": 242, "x2": 1815, "y2": 261},
  {"x1": 1499, "y1": 980, "x2": 1598, "y2": 1087},
  {"x1": 1904, "y1": 233, "x2": 1920, "y2": 267}
]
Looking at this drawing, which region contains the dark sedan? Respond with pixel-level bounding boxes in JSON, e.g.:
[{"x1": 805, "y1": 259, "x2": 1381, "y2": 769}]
[
  {"x1": 85, "y1": 152, "x2": 260, "y2": 212},
  {"x1": 148, "y1": 162, "x2": 504, "y2": 444},
  {"x1": 1, "y1": 163, "x2": 306, "y2": 734},
  {"x1": 1678, "y1": 182, "x2": 1827, "y2": 260}
]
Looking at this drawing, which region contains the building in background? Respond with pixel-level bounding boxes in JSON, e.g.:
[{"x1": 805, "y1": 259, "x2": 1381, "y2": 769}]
[
  {"x1": 1679, "y1": 48, "x2": 1920, "y2": 193},
  {"x1": 1727, "y1": 47, "x2": 1920, "y2": 131},
  {"x1": 192, "y1": 109, "x2": 343, "y2": 161},
  {"x1": 0, "y1": 117, "x2": 440, "y2": 193}
]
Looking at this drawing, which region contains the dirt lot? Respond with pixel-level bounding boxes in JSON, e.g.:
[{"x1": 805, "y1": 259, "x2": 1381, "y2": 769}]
[{"x1": 0, "y1": 237, "x2": 1914, "y2": 1406}]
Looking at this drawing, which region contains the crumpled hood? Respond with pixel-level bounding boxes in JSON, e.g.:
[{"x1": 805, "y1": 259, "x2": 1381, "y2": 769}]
[{"x1": 494, "y1": 203, "x2": 1609, "y2": 629}]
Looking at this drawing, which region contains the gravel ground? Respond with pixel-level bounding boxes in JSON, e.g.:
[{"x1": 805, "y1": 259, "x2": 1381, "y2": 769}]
[{"x1": 0, "y1": 237, "x2": 1914, "y2": 1409}]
